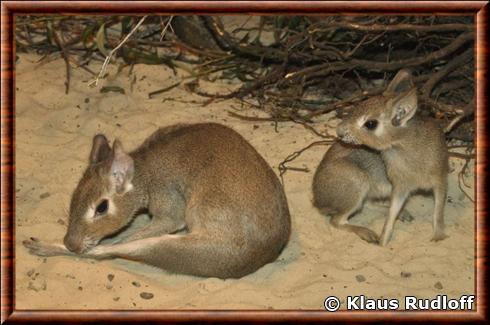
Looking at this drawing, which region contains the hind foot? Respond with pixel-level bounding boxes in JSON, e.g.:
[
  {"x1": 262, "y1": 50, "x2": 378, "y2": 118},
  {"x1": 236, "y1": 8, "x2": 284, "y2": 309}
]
[
  {"x1": 355, "y1": 228, "x2": 379, "y2": 244},
  {"x1": 398, "y1": 210, "x2": 414, "y2": 223},
  {"x1": 23, "y1": 237, "x2": 70, "y2": 257}
]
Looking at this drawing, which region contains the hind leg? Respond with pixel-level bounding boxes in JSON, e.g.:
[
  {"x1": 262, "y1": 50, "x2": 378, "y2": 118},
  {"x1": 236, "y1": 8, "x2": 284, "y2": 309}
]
[
  {"x1": 327, "y1": 171, "x2": 379, "y2": 243},
  {"x1": 431, "y1": 185, "x2": 448, "y2": 242},
  {"x1": 86, "y1": 233, "x2": 248, "y2": 278},
  {"x1": 23, "y1": 237, "x2": 75, "y2": 257},
  {"x1": 24, "y1": 233, "x2": 234, "y2": 277}
]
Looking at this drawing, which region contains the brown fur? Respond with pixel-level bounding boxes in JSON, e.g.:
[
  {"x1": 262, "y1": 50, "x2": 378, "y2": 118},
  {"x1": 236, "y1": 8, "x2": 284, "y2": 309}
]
[
  {"x1": 313, "y1": 70, "x2": 449, "y2": 246},
  {"x1": 24, "y1": 123, "x2": 291, "y2": 278}
]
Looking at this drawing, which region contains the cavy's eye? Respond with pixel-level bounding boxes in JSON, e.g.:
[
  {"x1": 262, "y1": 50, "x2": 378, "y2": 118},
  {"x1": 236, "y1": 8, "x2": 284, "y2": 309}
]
[
  {"x1": 96, "y1": 199, "x2": 109, "y2": 215},
  {"x1": 364, "y1": 119, "x2": 378, "y2": 130}
]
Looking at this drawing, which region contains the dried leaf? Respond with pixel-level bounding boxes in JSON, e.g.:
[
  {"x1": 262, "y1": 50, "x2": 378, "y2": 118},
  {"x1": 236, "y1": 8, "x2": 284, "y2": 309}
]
[{"x1": 100, "y1": 86, "x2": 125, "y2": 94}]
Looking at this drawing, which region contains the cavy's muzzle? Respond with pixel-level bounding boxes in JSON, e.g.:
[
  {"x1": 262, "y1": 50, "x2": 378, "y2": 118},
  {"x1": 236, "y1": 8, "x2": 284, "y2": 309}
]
[
  {"x1": 336, "y1": 124, "x2": 359, "y2": 144},
  {"x1": 63, "y1": 233, "x2": 96, "y2": 254},
  {"x1": 63, "y1": 234, "x2": 84, "y2": 253}
]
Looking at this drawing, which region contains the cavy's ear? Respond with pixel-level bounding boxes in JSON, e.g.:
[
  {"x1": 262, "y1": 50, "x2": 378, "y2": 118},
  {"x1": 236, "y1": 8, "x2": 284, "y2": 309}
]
[
  {"x1": 384, "y1": 69, "x2": 413, "y2": 95},
  {"x1": 90, "y1": 134, "x2": 111, "y2": 164},
  {"x1": 110, "y1": 139, "x2": 134, "y2": 194},
  {"x1": 390, "y1": 88, "x2": 418, "y2": 127}
]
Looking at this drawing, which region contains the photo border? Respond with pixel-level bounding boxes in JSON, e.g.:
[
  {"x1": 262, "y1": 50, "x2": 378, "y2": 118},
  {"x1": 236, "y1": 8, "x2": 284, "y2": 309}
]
[{"x1": 1, "y1": 1, "x2": 487, "y2": 323}]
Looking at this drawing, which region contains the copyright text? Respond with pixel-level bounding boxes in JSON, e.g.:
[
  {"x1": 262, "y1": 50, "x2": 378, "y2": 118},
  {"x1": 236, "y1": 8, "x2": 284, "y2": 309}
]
[{"x1": 324, "y1": 295, "x2": 475, "y2": 312}]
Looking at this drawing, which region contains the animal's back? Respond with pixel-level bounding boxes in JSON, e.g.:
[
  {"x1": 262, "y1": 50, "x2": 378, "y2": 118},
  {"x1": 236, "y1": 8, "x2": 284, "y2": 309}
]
[
  {"x1": 133, "y1": 123, "x2": 291, "y2": 270},
  {"x1": 313, "y1": 141, "x2": 390, "y2": 211},
  {"x1": 133, "y1": 123, "x2": 286, "y2": 203}
]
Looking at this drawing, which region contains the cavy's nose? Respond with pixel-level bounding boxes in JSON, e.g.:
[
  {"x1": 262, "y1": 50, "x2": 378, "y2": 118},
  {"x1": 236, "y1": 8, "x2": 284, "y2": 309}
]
[
  {"x1": 64, "y1": 233, "x2": 83, "y2": 253},
  {"x1": 336, "y1": 123, "x2": 347, "y2": 138}
]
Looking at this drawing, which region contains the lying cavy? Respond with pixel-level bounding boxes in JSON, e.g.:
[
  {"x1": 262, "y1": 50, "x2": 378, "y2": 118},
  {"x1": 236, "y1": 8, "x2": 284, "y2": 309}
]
[{"x1": 24, "y1": 123, "x2": 291, "y2": 278}]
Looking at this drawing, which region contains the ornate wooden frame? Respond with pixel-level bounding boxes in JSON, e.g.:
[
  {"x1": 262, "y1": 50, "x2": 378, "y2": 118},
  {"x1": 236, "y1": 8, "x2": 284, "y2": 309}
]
[{"x1": 1, "y1": 1, "x2": 487, "y2": 323}]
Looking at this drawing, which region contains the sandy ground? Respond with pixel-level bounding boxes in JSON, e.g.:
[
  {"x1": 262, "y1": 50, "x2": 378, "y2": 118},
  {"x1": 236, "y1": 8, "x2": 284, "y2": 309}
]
[{"x1": 14, "y1": 50, "x2": 475, "y2": 310}]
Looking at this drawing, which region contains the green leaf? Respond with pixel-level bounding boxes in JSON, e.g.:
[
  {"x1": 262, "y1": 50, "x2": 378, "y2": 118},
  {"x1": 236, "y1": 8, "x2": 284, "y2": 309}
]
[
  {"x1": 275, "y1": 16, "x2": 286, "y2": 28},
  {"x1": 121, "y1": 16, "x2": 133, "y2": 34},
  {"x1": 81, "y1": 24, "x2": 96, "y2": 48},
  {"x1": 96, "y1": 23, "x2": 109, "y2": 56},
  {"x1": 46, "y1": 21, "x2": 54, "y2": 45},
  {"x1": 288, "y1": 17, "x2": 303, "y2": 30}
]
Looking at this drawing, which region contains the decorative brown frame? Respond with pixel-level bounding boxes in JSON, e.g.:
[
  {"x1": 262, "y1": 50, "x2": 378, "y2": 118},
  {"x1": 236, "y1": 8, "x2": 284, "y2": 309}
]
[{"x1": 1, "y1": 1, "x2": 487, "y2": 323}]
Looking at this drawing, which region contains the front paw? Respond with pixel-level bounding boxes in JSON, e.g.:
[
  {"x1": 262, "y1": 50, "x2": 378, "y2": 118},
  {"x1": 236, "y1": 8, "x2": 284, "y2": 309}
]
[
  {"x1": 431, "y1": 231, "x2": 448, "y2": 242},
  {"x1": 378, "y1": 233, "x2": 392, "y2": 247},
  {"x1": 23, "y1": 237, "x2": 65, "y2": 257},
  {"x1": 84, "y1": 245, "x2": 111, "y2": 259}
]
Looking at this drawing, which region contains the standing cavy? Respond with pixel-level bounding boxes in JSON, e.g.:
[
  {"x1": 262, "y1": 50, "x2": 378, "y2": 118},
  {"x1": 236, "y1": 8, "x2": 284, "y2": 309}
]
[
  {"x1": 313, "y1": 69, "x2": 448, "y2": 246},
  {"x1": 24, "y1": 123, "x2": 291, "y2": 278}
]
